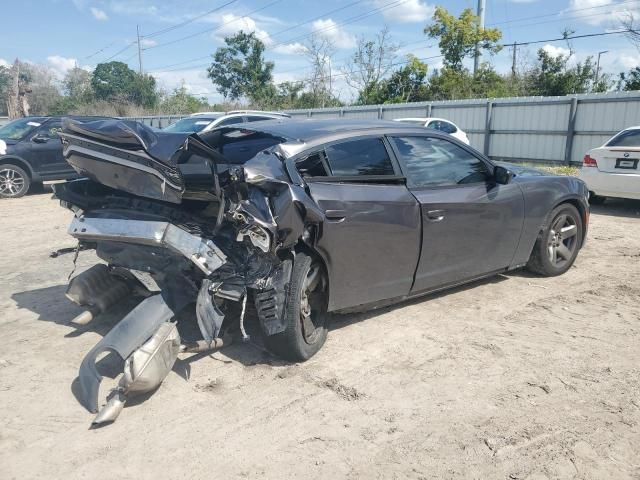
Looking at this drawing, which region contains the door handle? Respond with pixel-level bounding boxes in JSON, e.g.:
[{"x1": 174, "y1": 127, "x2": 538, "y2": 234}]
[
  {"x1": 426, "y1": 209, "x2": 445, "y2": 222},
  {"x1": 325, "y1": 209, "x2": 346, "y2": 222}
]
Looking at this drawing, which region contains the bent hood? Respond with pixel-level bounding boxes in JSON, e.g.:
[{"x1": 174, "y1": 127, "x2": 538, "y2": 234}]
[{"x1": 60, "y1": 118, "x2": 225, "y2": 204}]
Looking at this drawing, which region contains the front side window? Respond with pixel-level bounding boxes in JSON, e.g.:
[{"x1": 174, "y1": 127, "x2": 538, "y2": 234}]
[
  {"x1": 391, "y1": 136, "x2": 490, "y2": 188},
  {"x1": 607, "y1": 129, "x2": 640, "y2": 147},
  {"x1": 324, "y1": 137, "x2": 395, "y2": 176},
  {"x1": 0, "y1": 117, "x2": 46, "y2": 140},
  {"x1": 36, "y1": 120, "x2": 63, "y2": 140}
]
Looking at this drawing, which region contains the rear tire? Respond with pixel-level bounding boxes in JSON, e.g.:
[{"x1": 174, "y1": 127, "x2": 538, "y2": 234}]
[
  {"x1": 589, "y1": 192, "x2": 606, "y2": 205},
  {"x1": 527, "y1": 203, "x2": 583, "y2": 277},
  {"x1": 0, "y1": 164, "x2": 30, "y2": 198},
  {"x1": 263, "y1": 253, "x2": 329, "y2": 362}
]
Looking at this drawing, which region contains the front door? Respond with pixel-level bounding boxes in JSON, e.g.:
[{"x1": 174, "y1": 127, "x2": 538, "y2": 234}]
[
  {"x1": 297, "y1": 136, "x2": 422, "y2": 311},
  {"x1": 26, "y1": 120, "x2": 70, "y2": 178},
  {"x1": 388, "y1": 135, "x2": 525, "y2": 293}
]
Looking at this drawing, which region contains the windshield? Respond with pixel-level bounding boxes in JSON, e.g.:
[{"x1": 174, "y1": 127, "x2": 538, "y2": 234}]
[
  {"x1": 0, "y1": 117, "x2": 47, "y2": 140},
  {"x1": 163, "y1": 117, "x2": 220, "y2": 133}
]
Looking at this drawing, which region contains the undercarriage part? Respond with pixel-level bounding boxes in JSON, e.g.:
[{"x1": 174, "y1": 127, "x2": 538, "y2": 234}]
[
  {"x1": 180, "y1": 335, "x2": 230, "y2": 353},
  {"x1": 93, "y1": 322, "x2": 180, "y2": 425},
  {"x1": 66, "y1": 264, "x2": 147, "y2": 325},
  {"x1": 196, "y1": 279, "x2": 225, "y2": 343},
  {"x1": 254, "y1": 259, "x2": 292, "y2": 336},
  {"x1": 68, "y1": 216, "x2": 226, "y2": 276},
  {"x1": 78, "y1": 294, "x2": 176, "y2": 413}
]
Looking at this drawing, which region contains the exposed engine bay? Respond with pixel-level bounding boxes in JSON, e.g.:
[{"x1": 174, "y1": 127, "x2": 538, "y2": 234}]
[{"x1": 54, "y1": 118, "x2": 326, "y2": 425}]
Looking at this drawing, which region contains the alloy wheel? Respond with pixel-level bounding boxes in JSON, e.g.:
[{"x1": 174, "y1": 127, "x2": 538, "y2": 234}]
[
  {"x1": 299, "y1": 263, "x2": 325, "y2": 344},
  {"x1": 547, "y1": 213, "x2": 578, "y2": 267},
  {"x1": 0, "y1": 167, "x2": 27, "y2": 197}
]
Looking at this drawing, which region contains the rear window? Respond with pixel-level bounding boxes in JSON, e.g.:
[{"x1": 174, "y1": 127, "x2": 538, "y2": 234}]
[
  {"x1": 607, "y1": 129, "x2": 640, "y2": 147},
  {"x1": 164, "y1": 117, "x2": 219, "y2": 133},
  {"x1": 324, "y1": 138, "x2": 394, "y2": 176},
  {"x1": 200, "y1": 128, "x2": 286, "y2": 164}
]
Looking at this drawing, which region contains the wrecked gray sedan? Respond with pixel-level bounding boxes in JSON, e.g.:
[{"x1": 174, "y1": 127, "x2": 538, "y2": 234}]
[{"x1": 54, "y1": 118, "x2": 589, "y2": 424}]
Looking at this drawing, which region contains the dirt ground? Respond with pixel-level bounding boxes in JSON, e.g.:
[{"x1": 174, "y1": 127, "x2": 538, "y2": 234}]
[{"x1": 0, "y1": 191, "x2": 639, "y2": 480}]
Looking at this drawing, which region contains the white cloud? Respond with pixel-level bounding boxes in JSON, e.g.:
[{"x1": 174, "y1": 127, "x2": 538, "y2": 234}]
[
  {"x1": 91, "y1": 7, "x2": 109, "y2": 21},
  {"x1": 215, "y1": 13, "x2": 272, "y2": 44},
  {"x1": 140, "y1": 38, "x2": 157, "y2": 48},
  {"x1": 542, "y1": 44, "x2": 571, "y2": 58},
  {"x1": 618, "y1": 53, "x2": 640, "y2": 69},
  {"x1": 566, "y1": 0, "x2": 639, "y2": 26},
  {"x1": 373, "y1": 0, "x2": 435, "y2": 23},
  {"x1": 0, "y1": 58, "x2": 9, "y2": 68},
  {"x1": 47, "y1": 55, "x2": 79, "y2": 78},
  {"x1": 311, "y1": 18, "x2": 356, "y2": 49},
  {"x1": 154, "y1": 68, "x2": 216, "y2": 100},
  {"x1": 272, "y1": 42, "x2": 307, "y2": 55}
]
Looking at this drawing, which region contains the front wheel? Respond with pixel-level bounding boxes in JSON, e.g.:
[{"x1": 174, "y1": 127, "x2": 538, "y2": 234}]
[
  {"x1": 0, "y1": 164, "x2": 31, "y2": 198},
  {"x1": 527, "y1": 203, "x2": 583, "y2": 277},
  {"x1": 263, "y1": 253, "x2": 329, "y2": 361}
]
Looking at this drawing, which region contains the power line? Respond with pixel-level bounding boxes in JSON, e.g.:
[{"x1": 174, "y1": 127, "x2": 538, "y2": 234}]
[
  {"x1": 268, "y1": 0, "x2": 365, "y2": 38},
  {"x1": 144, "y1": 0, "x2": 285, "y2": 51},
  {"x1": 84, "y1": 41, "x2": 117, "y2": 60},
  {"x1": 143, "y1": 0, "x2": 241, "y2": 39},
  {"x1": 103, "y1": 41, "x2": 137, "y2": 62},
  {"x1": 269, "y1": 0, "x2": 410, "y2": 49}
]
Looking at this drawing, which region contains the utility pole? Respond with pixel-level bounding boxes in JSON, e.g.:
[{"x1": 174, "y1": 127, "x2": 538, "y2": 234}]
[
  {"x1": 473, "y1": 0, "x2": 486, "y2": 75},
  {"x1": 137, "y1": 24, "x2": 144, "y2": 75},
  {"x1": 511, "y1": 42, "x2": 517, "y2": 76},
  {"x1": 594, "y1": 50, "x2": 608, "y2": 88}
]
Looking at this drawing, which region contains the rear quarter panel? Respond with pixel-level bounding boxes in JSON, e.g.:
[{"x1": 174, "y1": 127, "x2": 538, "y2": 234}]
[{"x1": 511, "y1": 174, "x2": 589, "y2": 266}]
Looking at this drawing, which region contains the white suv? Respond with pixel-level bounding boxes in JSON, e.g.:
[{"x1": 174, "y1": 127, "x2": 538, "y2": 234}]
[
  {"x1": 164, "y1": 111, "x2": 290, "y2": 134},
  {"x1": 578, "y1": 126, "x2": 640, "y2": 203}
]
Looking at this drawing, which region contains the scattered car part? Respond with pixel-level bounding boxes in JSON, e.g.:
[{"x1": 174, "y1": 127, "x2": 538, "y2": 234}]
[{"x1": 93, "y1": 322, "x2": 181, "y2": 425}]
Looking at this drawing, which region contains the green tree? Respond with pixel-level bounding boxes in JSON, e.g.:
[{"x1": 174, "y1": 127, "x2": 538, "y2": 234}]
[
  {"x1": 159, "y1": 84, "x2": 210, "y2": 114},
  {"x1": 425, "y1": 7, "x2": 502, "y2": 72},
  {"x1": 0, "y1": 65, "x2": 10, "y2": 115},
  {"x1": 426, "y1": 64, "x2": 514, "y2": 100},
  {"x1": 63, "y1": 67, "x2": 93, "y2": 103},
  {"x1": 207, "y1": 31, "x2": 275, "y2": 106},
  {"x1": 91, "y1": 61, "x2": 158, "y2": 108},
  {"x1": 619, "y1": 66, "x2": 640, "y2": 90},
  {"x1": 370, "y1": 55, "x2": 429, "y2": 104},
  {"x1": 526, "y1": 49, "x2": 601, "y2": 96}
]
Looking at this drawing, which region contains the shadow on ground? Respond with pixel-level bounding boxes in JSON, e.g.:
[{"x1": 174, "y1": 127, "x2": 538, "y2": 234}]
[{"x1": 590, "y1": 198, "x2": 640, "y2": 219}]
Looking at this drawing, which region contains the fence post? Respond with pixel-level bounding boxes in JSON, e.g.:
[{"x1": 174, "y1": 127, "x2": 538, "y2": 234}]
[
  {"x1": 483, "y1": 101, "x2": 493, "y2": 157},
  {"x1": 426, "y1": 104, "x2": 432, "y2": 117},
  {"x1": 378, "y1": 106, "x2": 383, "y2": 119},
  {"x1": 340, "y1": 108, "x2": 345, "y2": 117},
  {"x1": 564, "y1": 97, "x2": 578, "y2": 166},
  {"x1": 307, "y1": 110, "x2": 312, "y2": 118}
]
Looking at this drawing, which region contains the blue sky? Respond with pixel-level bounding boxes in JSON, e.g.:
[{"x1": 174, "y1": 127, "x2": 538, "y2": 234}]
[{"x1": 1, "y1": 0, "x2": 639, "y2": 102}]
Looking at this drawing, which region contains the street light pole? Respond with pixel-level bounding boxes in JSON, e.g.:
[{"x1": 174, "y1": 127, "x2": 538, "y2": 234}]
[
  {"x1": 595, "y1": 50, "x2": 608, "y2": 88},
  {"x1": 473, "y1": 0, "x2": 486, "y2": 75}
]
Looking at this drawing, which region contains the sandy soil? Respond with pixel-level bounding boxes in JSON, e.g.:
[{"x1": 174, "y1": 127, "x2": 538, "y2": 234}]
[{"x1": 0, "y1": 192, "x2": 639, "y2": 480}]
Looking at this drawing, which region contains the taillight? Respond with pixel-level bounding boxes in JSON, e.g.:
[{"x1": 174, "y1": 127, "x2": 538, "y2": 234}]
[{"x1": 583, "y1": 154, "x2": 598, "y2": 167}]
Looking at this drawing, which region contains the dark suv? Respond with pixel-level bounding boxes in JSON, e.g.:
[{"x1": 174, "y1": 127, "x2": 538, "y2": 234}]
[{"x1": 0, "y1": 116, "x2": 108, "y2": 198}]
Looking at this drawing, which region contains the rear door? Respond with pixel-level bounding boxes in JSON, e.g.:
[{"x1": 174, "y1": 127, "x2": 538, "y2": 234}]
[
  {"x1": 595, "y1": 129, "x2": 640, "y2": 173},
  {"x1": 388, "y1": 134, "x2": 524, "y2": 293},
  {"x1": 297, "y1": 136, "x2": 421, "y2": 311}
]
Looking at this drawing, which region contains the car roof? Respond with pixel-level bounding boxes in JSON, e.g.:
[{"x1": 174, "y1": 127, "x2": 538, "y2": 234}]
[{"x1": 232, "y1": 118, "x2": 429, "y2": 142}]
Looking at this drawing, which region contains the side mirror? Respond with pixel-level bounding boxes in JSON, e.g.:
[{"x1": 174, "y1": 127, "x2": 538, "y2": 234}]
[
  {"x1": 494, "y1": 165, "x2": 514, "y2": 185},
  {"x1": 32, "y1": 135, "x2": 49, "y2": 144}
]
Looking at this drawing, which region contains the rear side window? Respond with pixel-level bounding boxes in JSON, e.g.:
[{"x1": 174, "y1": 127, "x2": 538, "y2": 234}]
[
  {"x1": 216, "y1": 116, "x2": 244, "y2": 127},
  {"x1": 296, "y1": 151, "x2": 329, "y2": 178},
  {"x1": 246, "y1": 115, "x2": 270, "y2": 122},
  {"x1": 607, "y1": 129, "x2": 640, "y2": 147},
  {"x1": 391, "y1": 136, "x2": 490, "y2": 187},
  {"x1": 428, "y1": 120, "x2": 457, "y2": 134},
  {"x1": 324, "y1": 138, "x2": 394, "y2": 176}
]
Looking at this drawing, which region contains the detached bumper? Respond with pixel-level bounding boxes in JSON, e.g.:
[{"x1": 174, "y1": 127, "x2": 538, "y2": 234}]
[{"x1": 68, "y1": 216, "x2": 226, "y2": 275}]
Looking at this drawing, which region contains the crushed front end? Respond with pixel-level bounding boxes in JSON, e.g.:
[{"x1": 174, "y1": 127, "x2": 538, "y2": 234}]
[{"x1": 55, "y1": 118, "x2": 323, "y2": 425}]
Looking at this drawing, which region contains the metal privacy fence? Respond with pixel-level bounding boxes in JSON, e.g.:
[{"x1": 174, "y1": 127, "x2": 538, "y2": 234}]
[{"x1": 129, "y1": 91, "x2": 640, "y2": 166}]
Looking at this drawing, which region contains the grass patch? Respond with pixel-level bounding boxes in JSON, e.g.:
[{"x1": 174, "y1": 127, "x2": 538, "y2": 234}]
[{"x1": 537, "y1": 165, "x2": 579, "y2": 176}]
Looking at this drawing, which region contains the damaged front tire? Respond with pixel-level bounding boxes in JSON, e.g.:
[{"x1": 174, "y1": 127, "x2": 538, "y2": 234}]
[{"x1": 263, "y1": 253, "x2": 328, "y2": 361}]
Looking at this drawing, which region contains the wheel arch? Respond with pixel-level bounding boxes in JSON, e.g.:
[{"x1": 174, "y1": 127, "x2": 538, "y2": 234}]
[
  {"x1": 294, "y1": 240, "x2": 333, "y2": 311},
  {"x1": 0, "y1": 156, "x2": 35, "y2": 179},
  {"x1": 550, "y1": 196, "x2": 588, "y2": 247}
]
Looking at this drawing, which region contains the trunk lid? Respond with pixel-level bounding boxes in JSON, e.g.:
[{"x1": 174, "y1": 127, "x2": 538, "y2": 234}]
[
  {"x1": 591, "y1": 146, "x2": 640, "y2": 174},
  {"x1": 60, "y1": 118, "x2": 223, "y2": 204}
]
